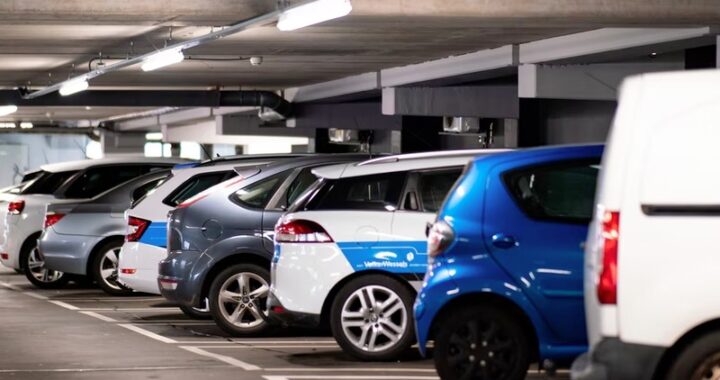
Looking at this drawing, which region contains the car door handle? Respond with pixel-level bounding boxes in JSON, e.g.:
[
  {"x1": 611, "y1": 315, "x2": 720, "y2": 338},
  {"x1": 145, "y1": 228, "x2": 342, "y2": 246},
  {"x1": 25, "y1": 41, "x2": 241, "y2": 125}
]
[{"x1": 492, "y1": 233, "x2": 519, "y2": 249}]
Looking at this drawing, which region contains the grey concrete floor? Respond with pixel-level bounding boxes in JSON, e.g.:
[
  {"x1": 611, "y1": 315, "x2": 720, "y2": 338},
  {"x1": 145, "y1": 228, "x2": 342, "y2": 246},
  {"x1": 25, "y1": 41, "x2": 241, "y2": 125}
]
[{"x1": 0, "y1": 267, "x2": 568, "y2": 379}]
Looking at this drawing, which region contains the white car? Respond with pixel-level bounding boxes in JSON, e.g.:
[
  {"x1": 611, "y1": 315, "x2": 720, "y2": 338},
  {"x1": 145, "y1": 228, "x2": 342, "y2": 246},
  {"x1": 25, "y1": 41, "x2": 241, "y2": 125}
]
[
  {"x1": 117, "y1": 155, "x2": 298, "y2": 309},
  {"x1": 572, "y1": 69, "x2": 720, "y2": 380},
  {"x1": 0, "y1": 157, "x2": 184, "y2": 288},
  {"x1": 269, "y1": 150, "x2": 504, "y2": 360}
]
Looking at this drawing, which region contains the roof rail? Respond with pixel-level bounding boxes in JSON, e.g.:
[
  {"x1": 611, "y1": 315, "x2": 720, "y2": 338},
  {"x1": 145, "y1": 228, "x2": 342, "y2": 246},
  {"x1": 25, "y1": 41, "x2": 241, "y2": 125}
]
[{"x1": 356, "y1": 149, "x2": 510, "y2": 166}]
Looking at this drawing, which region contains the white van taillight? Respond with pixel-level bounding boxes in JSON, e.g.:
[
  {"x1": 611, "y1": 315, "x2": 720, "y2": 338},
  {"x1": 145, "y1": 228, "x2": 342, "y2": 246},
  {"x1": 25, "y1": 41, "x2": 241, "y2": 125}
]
[
  {"x1": 427, "y1": 221, "x2": 455, "y2": 259},
  {"x1": 8, "y1": 200, "x2": 24, "y2": 215},
  {"x1": 275, "y1": 220, "x2": 333, "y2": 243},
  {"x1": 597, "y1": 210, "x2": 619, "y2": 305},
  {"x1": 126, "y1": 217, "x2": 150, "y2": 242}
]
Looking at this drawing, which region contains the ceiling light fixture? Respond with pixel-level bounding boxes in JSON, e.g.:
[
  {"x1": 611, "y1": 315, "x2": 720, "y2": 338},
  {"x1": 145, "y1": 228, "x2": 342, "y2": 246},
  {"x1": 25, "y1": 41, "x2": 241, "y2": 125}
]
[
  {"x1": 20, "y1": 122, "x2": 33, "y2": 129},
  {"x1": 277, "y1": 0, "x2": 352, "y2": 31},
  {"x1": 141, "y1": 49, "x2": 185, "y2": 72},
  {"x1": 0, "y1": 105, "x2": 18, "y2": 117},
  {"x1": 59, "y1": 77, "x2": 89, "y2": 96},
  {"x1": 0, "y1": 122, "x2": 16, "y2": 129}
]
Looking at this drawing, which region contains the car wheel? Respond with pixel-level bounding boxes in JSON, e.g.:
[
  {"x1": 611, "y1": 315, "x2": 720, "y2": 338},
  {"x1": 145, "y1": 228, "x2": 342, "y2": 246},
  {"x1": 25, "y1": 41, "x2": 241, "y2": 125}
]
[
  {"x1": 434, "y1": 305, "x2": 531, "y2": 380},
  {"x1": 91, "y1": 240, "x2": 132, "y2": 296},
  {"x1": 665, "y1": 331, "x2": 720, "y2": 380},
  {"x1": 179, "y1": 299, "x2": 211, "y2": 320},
  {"x1": 209, "y1": 264, "x2": 271, "y2": 336},
  {"x1": 330, "y1": 275, "x2": 415, "y2": 361},
  {"x1": 22, "y1": 239, "x2": 68, "y2": 289}
]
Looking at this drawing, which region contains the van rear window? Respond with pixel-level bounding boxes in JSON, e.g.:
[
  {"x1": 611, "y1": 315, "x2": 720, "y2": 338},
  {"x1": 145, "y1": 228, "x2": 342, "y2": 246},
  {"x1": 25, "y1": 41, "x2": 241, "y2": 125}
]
[{"x1": 298, "y1": 172, "x2": 408, "y2": 212}]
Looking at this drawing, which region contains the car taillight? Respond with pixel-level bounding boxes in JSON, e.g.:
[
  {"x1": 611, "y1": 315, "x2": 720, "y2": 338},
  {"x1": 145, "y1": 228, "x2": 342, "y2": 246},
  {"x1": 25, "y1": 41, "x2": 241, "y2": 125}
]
[
  {"x1": 8, "y1": 200, "x2": 24, "y2": 215},
  {"x1": 126, "y1": 216, "x2": 150, "y2": 242},
  {"x1": 275, "y1": 219, "x2": 333, "y2": 243},
  {"x1": 44, "y1": 213, "x2": 65, "y2": 229},
  {"x1": 427, "y1": 220, "x2": 455, "y2": 259},
  {"x1": 597, "y1": 210, "x2": 619, "y2": 305}
]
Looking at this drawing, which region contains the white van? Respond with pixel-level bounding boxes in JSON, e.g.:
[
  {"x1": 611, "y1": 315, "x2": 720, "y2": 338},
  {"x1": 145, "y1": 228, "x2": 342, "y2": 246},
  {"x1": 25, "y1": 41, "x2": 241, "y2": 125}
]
[{"x1": 572, "y1": 69, "x2": 720, "y2": 380}]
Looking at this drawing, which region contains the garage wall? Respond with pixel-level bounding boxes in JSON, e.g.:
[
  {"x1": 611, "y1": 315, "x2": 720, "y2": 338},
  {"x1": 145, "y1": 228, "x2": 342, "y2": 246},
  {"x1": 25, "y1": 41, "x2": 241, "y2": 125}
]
[
  {"x1": 0, "y1": 134, "x2": 89, "y2": 187},
  {"x1": 520, "y1": 99, "x2": 617, "y2": 146}
]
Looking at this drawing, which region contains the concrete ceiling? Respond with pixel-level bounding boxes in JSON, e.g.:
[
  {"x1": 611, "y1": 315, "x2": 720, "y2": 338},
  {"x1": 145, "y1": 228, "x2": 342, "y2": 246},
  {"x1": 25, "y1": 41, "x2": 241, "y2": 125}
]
[{"x1": 0, "y1": 0, "x2": 718, "y2": 123}]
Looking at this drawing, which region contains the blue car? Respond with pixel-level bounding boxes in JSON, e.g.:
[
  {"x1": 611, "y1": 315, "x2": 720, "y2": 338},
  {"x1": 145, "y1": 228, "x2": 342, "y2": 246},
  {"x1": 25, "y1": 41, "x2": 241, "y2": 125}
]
[{"x1": 415, "y1": 144, "x2": 603, "y2": 380}]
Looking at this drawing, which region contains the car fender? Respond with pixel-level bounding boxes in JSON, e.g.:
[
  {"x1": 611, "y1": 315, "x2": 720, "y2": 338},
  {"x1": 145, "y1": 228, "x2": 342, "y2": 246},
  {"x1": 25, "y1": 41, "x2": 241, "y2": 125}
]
[{"x1": 191, "y1": 234, "x2": 269, "y2": 295}]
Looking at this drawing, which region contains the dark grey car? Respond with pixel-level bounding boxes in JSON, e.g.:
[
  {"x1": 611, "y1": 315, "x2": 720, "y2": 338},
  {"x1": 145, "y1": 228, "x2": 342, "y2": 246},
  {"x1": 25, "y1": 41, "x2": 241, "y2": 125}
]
[{"x1": 159, "y1": 154, "x2": 368, "y2": 336}]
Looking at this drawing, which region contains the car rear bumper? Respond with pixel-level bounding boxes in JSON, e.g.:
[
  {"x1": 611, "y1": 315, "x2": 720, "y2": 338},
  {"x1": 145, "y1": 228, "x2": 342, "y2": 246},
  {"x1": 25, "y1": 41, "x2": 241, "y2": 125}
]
[
  {"x1": 117, "y1": 242, "x2": 165, "y2": 295},
  {"x1": 571, "y1": 338, "x2": 665, "y2": 380},
  {"x1": 158, "y1": 249, "x2": 203, "y2": 307},
  {"x1": 266, "y1": 291, "x2": 321, "y2": 328},
  {"x1": 40, "y1": 229, "x2": 98, "y2": 275}
]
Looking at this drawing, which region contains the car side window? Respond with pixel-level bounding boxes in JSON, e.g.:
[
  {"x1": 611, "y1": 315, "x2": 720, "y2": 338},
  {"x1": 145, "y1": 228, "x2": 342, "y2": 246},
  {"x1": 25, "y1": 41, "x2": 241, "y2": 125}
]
[
  {"x1": 309, "y1": 172, "x2": 408, "y2": 211},
  {"x1": 163, "y1": 171, "x2": 235, "y2": 207},
  {"x1": 284, "y1": 167, "x2": 319, "y2": 208},
  {"x1": 63, "y1": 166, "x2": 147, "y2": 199},
  {"x1": 234, "y1": 171, "x2": 291, "y2": 209},
  {"x1": 416, "y1": 169, "x2": 463, "y2": 213},
  {"x1": 504, "y1": 159, "x2": 600, "y2": 223}
]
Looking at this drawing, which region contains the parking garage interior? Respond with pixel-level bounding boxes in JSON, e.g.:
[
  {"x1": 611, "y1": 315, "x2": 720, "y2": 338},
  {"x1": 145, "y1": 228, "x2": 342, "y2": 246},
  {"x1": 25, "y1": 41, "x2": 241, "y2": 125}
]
[{"x1": 0, "y1": 1, "x2": 719, "y2": 380}]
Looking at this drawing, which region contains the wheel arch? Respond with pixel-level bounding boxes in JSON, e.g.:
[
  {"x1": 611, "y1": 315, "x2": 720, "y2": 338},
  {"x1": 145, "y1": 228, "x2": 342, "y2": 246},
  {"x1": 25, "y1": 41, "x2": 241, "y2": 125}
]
[
  {"x1": 18, "y1": 231, "x2": 43, "y2": 270},
  {"x1": 652, "y1": 318, "x2": 720, "y2": 380},
  {"x1": 428, "y1": 292, "x2": 540, "y2": 362},
  {"x1": 319, "y1": 270, "x2": 419, "y2": 328},
  {"x1": 85, "y1": 235, "x2": 125, "y2": 276}
]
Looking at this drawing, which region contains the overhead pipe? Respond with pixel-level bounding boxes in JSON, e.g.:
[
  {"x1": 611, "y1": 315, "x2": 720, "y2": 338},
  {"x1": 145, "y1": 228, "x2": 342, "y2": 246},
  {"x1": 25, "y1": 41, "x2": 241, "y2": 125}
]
[{"x1": 0, "y1": 90, "x2": 293, "y2": 118}]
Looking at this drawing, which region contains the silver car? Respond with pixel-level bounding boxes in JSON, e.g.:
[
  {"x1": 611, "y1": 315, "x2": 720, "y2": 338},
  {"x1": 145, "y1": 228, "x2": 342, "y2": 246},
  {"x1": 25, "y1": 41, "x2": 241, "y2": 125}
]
[{"x1": 40, "y1": 169, "x2": 171, "y2": 295}]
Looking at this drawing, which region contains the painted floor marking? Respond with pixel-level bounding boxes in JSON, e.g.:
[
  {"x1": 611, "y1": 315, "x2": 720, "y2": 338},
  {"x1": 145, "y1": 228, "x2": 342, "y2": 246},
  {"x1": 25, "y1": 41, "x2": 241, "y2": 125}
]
[
  {"x1": 179, "y1": 345, "x2": 262, "y2": 371},
  {"x1": 263, "y1": 376, "x2": 438, "y2": 380},
  {"x1": 49, "y1": 300, "x2": 81, "y2": 310},
  {"x1": 118, "y1": 323, "x2": 179, "y2": 344},
  {"x1": 22, "y1": 291, "x2": 48, "y2": 300},
  {"x1": 193, "y1": 345, "x2": 339, "y2": 349},
  {"x1": 79, "y1": 311, "x2": 118, "y2": 323},
  {"x1": 264, "y1": 368, "x2": 436, "y2": 373},
  {"x1": 0, "y1": 365, "x2": 229, "y2": 373}
]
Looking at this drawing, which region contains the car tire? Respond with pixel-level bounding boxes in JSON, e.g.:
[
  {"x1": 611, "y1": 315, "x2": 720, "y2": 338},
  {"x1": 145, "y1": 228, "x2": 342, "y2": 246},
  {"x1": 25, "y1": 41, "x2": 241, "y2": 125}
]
[
  {"x1": 179, "y1": 301, "x2": 212, "y2": 320},
  {"x1": 91, "y1": 240, "x2": 132, "y2": 296},
  {"x1": 665, "y1": 331, "x2": 720, "y2": 380},
  {"x1": 22, "y1": 235, "x2": 69, "y2": 289},
  {"x1": 209, "y1": 263, "x2": 271, "y2": 336},
  {"x1": 434, "y1": 305, "x2": 531, "y2": 380},
  {"x1": 330, "y1": 275, "x2": 416, "y2": 361}
]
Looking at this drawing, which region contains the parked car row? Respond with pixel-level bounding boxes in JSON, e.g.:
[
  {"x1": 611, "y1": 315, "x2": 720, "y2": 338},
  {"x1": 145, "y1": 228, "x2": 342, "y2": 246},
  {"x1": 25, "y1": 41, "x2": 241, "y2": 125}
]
[{"x1": 2, "y1": 69, "x2": 718, "y2": 380}]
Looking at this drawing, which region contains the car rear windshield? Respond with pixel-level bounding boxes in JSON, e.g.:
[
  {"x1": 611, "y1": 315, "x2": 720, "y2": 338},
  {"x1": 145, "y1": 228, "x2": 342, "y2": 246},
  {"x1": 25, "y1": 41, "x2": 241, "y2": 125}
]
[
  {"x1": 62, "y1": 165, "x2": 169, "y2": 199},
  {"x1": 163, "y1": 170, "x2": 236, "y2": 207},
  {"x1": 504, "y1": 159, "x2": 600, "y2": 224},
  {"x1": 20, "y1": 170, "x2": 79, "y2": 195},
  {"x1": 295, "y1": 171, "x2": 408, "y2": 211}
]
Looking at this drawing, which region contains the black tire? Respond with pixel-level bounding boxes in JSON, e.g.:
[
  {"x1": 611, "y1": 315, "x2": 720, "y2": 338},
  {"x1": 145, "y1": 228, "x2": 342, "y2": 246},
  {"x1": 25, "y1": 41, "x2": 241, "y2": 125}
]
[
  {"x1": 91, "y1": 240, "x2": 132, "y2": 296},
  {"x1": 434, "y1": 305, "x2": 531, "y2": 380},
  {"x1": 665, "y1": 331, "x2": 720, "y2": 380},
  {"x1": 180, "y1": 302, "x2": 212, "y2": 320},
  {"x1": 330, "y1": 275, "x2": 416, "y2": 361},
  {"x1": 208, "y1": 263, "x2": 271, "y2": 336},
  {"x1": 21, "y1": 235, "x2": 69, "y2": 289}
]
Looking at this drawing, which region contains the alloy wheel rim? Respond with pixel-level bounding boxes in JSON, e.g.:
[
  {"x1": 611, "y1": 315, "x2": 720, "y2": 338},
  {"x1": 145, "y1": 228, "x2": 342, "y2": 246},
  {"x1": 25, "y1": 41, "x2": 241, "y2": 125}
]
[
  {"x1": 446, "y1": 318, "x2": 518, "y2": 380},
  {"x1": 99, "y1": 248, "x2": 122, "y2": 290},
  {"x1": 27, "y1": 247, "x2": 64, "y2": 283},
  {"x1": 694, "y1": 353, "x2": 720, "y2": 380},
  {"x1": 218, "y1": 272, "x2": 269, "y2": 329},
  {"x1": 340, "y1": 285, "x2": 408, "y2": 353}
]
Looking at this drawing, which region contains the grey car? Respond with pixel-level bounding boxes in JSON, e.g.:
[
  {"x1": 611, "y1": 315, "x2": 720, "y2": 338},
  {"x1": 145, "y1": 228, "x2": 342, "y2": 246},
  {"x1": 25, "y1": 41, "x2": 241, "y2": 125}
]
[
  {"x1": 159, "y1": 154, "x2": 369, "y2": 336},
  {"x1": 40, "y1": 170, "x2": 171, "y2": 294}
]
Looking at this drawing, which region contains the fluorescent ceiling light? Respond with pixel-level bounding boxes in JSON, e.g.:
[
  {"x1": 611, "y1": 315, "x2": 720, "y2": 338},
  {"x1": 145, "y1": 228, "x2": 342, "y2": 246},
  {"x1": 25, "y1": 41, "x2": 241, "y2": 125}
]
[
  {"x1": 0, "y1": 122, "x2": 16, "y2": 128},
  {"x1": 59, "y1": 78, "x2": 89, "y2": 96},
  {"x1": 0, "y1": 105, "x2": 18, "y2": 117},
  {"x1": 145, "y1": 132, "x2": 163, "y2": 141},
  {"x1": 277, "y1": 0, "x2": 352, "y2": 31},
  {"x1": 19, "y1": 122, "x2": 33, "y2": 129},
  {"x1": 141, "y1": 49, "x2": 185, "y2": 72}
]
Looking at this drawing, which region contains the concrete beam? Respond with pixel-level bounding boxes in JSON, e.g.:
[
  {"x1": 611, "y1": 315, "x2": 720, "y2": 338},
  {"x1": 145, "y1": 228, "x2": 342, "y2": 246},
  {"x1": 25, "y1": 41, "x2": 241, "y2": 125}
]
[
  {"x1": 382, "y1": 86, "x2": 519, "y2": 118},
  {"x1": 518, "y1": 62, "x2": 684, "y2": 101},
  {"x1": 380, "y1": 45, "x2": 517, "y2": 87},
  {"x1": 217, "y1": 115, "x2": 313, "y2": 137},
  {"x1": 289, "y1": 102, "x2": 402, "y2": 131},
  {"x1": 115, "y1": 107, "x2": 258, "y2": 131},
  {"x1": 519, "y1": 27, "x2": 712, "y2": 64},
  {"x1": 285, "y1": 72, "x2": 380, "y2": 103}
]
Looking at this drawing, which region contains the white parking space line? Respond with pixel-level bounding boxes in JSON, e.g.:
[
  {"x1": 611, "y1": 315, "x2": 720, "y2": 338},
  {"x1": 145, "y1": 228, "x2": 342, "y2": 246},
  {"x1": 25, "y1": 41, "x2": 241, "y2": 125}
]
[
  {"x1": 77, "y1": 307, "x2": 178, "y2": 312},
  {"x1": 193, "y1": 345, "x2": 339, "y2": 349},
  {"x1": 179, "y1": 346, "x2": 262, "y2": 371},
  {"x1": 22, "y1": 291, "x2": 48, "y2": 300},
  {"x1": 129, "y1": 321, "x2": 216, "y2": 325},
  {"x1": 263, "y1": 376, "x2": 438, "y2": 380},
  {"x1": 0, "y1": 281, "x2": 21, "y2": 291},
  {"x1": 0, "y1": 366, "x2": 229, "y2": 373},
  {"x1": 117, "y1": 323, "x2": 179, "y2": 344},
  {"x1": 48, "y1": 300, "x2": 81, "y2": 310},
  {"x1": 265, "y1": 368, "x2": 437, "y2": 373},
  {"x1": 173, "y1": 340, "x2": 337, "y2": 344},
  {"x1": 79, "y1": 311, "x2": 118, "y2": 323},
  {"x1": 52, "y1": 297, "x2": 164, "y2": 302}
]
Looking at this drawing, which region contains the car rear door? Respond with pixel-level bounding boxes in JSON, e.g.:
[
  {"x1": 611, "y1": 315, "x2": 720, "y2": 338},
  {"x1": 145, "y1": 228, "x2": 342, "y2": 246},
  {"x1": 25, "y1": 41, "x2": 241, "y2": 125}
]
[{"x1": 482, "y1": 156, "x2": 600, "y2": 344}]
